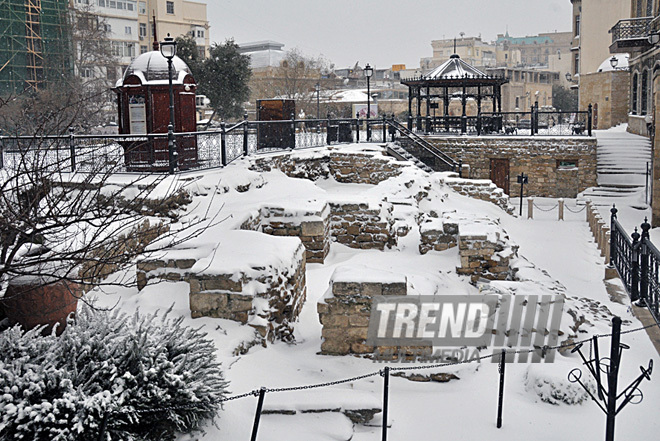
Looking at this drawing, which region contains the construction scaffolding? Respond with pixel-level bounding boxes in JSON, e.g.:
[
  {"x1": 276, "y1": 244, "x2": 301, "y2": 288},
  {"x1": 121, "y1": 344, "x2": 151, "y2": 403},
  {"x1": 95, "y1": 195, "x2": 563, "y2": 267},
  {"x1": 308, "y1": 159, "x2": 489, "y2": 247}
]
[{"x1": 0, "y1": 0, "x2": 72, "y2": 95}]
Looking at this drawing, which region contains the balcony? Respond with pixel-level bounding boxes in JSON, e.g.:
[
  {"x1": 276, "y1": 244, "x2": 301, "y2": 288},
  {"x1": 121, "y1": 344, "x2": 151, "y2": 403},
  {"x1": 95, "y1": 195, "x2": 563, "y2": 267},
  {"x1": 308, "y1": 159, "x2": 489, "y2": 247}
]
[{"x1": 609, "y1": 17, "x2": 653, "y2": 53}]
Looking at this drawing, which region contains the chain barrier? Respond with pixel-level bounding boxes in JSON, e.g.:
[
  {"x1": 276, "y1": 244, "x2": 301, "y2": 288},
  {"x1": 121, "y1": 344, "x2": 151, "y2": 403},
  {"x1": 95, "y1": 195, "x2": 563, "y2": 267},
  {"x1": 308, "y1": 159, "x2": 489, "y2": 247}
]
[
  {"x1": 110, "y1": 321, "x2": 660, "y2": 415},
  {"x1": 564, "y1": 204, "x2": 587, "y2": 213},
  {"x1": 532, "y1": 202, "x2": 559, "y2": 212}
]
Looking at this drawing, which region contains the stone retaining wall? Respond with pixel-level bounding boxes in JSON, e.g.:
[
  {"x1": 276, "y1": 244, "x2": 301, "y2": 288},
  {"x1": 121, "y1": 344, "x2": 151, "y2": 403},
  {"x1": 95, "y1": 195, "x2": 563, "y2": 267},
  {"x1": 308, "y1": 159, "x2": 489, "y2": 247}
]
[
  {"x1": 418, "y1": 212, "x2": 459, "y2": 254},
  {"x1": 404, "y1": 136, "x2": 597, "y2": 198}
]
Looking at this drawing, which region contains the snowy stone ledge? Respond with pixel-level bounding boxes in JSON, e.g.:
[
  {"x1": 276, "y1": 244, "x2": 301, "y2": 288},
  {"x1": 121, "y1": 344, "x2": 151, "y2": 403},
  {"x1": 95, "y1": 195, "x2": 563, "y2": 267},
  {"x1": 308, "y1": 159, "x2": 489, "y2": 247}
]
[{"x1": 137, "y1": 230, "x2": 306, "y2": 342}]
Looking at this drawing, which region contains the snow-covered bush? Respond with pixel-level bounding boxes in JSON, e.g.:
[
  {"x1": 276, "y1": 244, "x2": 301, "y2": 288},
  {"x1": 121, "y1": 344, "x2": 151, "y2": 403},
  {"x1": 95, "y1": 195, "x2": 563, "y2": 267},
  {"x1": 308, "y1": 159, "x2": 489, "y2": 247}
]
[
  {"x1": 524, "y1": 363, "x2": 594, "y2": 405},
  {"x1": 0, "y1": 307, "x2": 228, "y2": 440}
]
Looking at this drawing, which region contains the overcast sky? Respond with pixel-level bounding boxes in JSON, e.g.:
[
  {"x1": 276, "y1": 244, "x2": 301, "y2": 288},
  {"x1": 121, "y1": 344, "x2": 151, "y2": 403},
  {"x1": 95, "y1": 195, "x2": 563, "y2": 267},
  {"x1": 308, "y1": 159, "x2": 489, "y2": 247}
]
[{"x1": 205, "y1": 0, "x2": 572, "y2": 69}]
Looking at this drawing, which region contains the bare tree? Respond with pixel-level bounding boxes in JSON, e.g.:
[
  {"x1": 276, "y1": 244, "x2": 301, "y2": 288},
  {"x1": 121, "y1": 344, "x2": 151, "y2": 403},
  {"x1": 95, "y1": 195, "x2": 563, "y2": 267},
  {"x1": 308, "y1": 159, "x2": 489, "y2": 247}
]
[{"x1": 0, "y1": 98, "x2": 222, "y2": 308}]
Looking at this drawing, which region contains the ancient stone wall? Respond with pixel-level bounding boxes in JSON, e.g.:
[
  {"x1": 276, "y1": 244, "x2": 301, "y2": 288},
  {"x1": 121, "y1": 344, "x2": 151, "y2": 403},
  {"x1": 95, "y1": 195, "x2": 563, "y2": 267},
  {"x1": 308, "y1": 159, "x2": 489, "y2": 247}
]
[
  {"x1": 136, "y1": 232, "x2": 307, "y2": 343},
  {"x1": 253, "y1": 151, "x2": 404, "y2": 184},
  {"x1": 438, "y1": 174, "x2": 514, "y2": 214},
  {"x1": 329, "y1": 200, "x2": 396, "y2": 250},
  {"x1": 318, "y1": 266, "x2": 431, "y2": 357},
  {"x1": 456, "y1": 224, "x2": 519, "y2": 282},
  {"x1": 405, "y1": 136, "x2": 597, "y2": 198},
  {"x1": 418, "y1": 212, "x2": 459, "y2": 254}
]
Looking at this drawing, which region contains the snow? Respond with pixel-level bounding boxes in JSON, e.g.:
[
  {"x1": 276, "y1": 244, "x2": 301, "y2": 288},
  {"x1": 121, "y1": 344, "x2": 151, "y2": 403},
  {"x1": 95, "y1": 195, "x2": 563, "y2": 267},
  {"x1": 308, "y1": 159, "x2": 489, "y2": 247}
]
[
  {"x1": 73, "y1": 138, "x2": 660, "y2": 441},
  {"x1": 330, "y1": 265, "x2": 407, "y2": 285}
]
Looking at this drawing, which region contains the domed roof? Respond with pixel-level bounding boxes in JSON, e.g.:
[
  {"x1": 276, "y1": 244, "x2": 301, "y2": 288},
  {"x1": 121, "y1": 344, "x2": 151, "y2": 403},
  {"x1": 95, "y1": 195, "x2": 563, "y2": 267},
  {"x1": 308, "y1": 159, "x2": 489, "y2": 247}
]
[{"x1": 122, "y1": 51, "x2": 192, "y2": 84}]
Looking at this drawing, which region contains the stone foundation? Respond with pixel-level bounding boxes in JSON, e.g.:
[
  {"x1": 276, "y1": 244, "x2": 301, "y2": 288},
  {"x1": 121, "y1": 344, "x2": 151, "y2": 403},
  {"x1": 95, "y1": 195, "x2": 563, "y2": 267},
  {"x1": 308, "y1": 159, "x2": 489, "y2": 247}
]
[
  {"x1": 419, "y1": 212, "x2": 459, "y2": 254},
  {"x1": 318, "y1": 266, "x2": 431, "y2": 357},
  {"x1": 329, "y1": 200, "x2": 396, "y2": 250},
  {"x1": 253, "y1": 149, "x2": 404, "y2": 184},
  {"x1": 137, "y1": 231, "x2": 307, "y2": 342}
]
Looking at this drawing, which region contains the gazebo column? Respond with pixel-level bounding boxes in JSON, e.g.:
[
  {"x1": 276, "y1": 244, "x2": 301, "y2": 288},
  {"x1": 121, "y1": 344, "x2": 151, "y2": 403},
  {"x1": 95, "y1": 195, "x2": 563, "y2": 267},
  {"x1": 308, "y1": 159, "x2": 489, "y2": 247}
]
[
  {"x1": 416, "y1": 86, "x2": 422, "y2": 131},
  {"x1": 461, "y1": 81, "x2": 467, "y2": 134},
  {"x1": 407, "y1": 87, "x2": 413, "y2": 130},
  {"x1": 426, "y1": 86, "x2": 431, "y2": 133},
  {"x1": 444, "y1": 86, "x2": 449, "y2": 132},
  {"x1": 477, "y1": 85, "x2": 482, "y2": 134}
]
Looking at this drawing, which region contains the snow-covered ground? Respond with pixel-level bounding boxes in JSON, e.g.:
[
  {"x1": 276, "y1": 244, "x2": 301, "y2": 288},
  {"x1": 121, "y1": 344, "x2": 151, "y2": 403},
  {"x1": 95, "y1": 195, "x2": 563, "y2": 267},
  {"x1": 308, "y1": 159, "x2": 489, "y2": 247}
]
[{"x1": 90, "y1": 141, "x2": 660, "y2": 441}]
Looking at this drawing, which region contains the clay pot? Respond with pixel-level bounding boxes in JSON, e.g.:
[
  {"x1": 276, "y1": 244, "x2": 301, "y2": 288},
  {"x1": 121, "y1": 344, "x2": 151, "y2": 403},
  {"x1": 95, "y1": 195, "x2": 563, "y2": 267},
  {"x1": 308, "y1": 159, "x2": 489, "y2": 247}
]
[{"x1": 1, "y1": 280, "x2": 80, "y2": 335}]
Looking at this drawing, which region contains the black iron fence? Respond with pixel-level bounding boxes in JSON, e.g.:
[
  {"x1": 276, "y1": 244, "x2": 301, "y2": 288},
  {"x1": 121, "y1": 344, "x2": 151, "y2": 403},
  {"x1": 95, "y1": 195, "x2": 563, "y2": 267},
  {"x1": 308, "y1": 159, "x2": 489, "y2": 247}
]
[
  {"x1": 0, "y1": 110, "x2": 592, "y2": 175},
  {"x1": 407, "y1": 106, "x2": 592, "y2": 137},
  {"x1": 610, "y1": 206, "x2": 660, "y2": 325},
  {"x1": 610, "y1": 16, "x2": 653, "y2": 43}
]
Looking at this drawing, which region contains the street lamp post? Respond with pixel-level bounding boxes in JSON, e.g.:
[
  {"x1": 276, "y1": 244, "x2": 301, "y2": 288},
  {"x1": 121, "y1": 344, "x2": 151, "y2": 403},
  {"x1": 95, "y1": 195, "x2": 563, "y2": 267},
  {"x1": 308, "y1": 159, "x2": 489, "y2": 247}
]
[
  {"x1": 160, "y1": 33, "x2": 178, "y2": 174},
  {"x1": 315, "y1": 82, "x2": 320, "y2": 120},
  {"x1": 364, "y1": 64, "x2": 373, "y2": 141}
]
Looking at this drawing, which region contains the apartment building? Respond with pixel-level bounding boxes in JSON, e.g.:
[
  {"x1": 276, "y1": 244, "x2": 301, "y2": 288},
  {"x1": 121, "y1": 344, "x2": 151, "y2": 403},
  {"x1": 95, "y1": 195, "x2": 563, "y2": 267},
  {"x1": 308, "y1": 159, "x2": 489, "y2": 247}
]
[{"x1": 137, "y1": 0, "x2": 209, "y2": 57}]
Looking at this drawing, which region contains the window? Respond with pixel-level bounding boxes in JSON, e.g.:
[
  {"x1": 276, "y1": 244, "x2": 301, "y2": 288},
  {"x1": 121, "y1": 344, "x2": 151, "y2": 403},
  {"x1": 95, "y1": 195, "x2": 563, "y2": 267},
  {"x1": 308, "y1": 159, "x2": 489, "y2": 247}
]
[
  {"x1": 166, "y1": 1, "x2": 174, "y2": 14},
  {"x1": 574, "y1": 53, "x2": 579, "y2": 75},
  {"x1": 197, "y1": 30, "x2": 204, "y2": 38},
  {"x1": 557, "y1": 160, "x2": 578, "y2": 169},
  {"x1": 641, "y1": 69, "x2": 649, "y2": 114},
  {"x1": 140, "y1": 45, "x2": 148, "y2": 54},
  {"x1": 80, "y1": 67, "x2": 93, "y2": 78},
  {"x1": 574, "y1": 14, "x2": 580, "y2": 37},
  {"x1": 112, "y1": 41, "x2": 135, "y2": 58},
  {"x1": 139, "y1": 1, "x2": 146, "y2": 14},
  {"x1": 125, "y1": 26, "x2": 132, "y2": 35},
  {"x1": 198, "y1": 46, "x2": 205, "y2": 58},
  {"x1": 104, "y1": 23, "x2": 112, "y2": 32},
  {"x1": 139, "y1": 23, "x2": 147, "y2": 38}
]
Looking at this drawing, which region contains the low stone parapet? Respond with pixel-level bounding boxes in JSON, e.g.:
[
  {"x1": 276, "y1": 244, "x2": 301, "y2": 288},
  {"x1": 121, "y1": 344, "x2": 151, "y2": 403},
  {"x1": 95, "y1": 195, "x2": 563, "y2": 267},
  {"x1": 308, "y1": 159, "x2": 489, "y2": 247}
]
[
  {"x1": 438, "y1": 173, "x2": 514, "y2": 214},
  {"x1": 419, "y1": 211, "x2": 459, "y2": 254}
]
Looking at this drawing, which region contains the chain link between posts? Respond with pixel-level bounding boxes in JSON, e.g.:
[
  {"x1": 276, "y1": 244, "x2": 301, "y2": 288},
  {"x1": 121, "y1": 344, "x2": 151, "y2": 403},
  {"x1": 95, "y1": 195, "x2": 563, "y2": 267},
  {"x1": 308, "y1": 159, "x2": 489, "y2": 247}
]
[{"x1": 109, "y1": 322, "x2": 660, "y2": 415}]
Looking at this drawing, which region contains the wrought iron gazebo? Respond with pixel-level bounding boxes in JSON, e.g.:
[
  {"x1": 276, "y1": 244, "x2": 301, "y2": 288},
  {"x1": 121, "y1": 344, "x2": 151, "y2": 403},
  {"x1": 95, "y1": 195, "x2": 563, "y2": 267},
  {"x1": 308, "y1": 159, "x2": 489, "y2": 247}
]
[{"x1": 401, "y1": 54, "x2": 509, "y2": 134}]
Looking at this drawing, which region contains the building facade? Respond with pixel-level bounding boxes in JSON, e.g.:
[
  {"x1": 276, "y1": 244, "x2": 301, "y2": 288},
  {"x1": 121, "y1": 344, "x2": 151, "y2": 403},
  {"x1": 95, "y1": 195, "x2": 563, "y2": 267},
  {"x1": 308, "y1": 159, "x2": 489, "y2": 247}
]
[{"x1": 495, "y1": 31, "x2": 573, "y2": 68}]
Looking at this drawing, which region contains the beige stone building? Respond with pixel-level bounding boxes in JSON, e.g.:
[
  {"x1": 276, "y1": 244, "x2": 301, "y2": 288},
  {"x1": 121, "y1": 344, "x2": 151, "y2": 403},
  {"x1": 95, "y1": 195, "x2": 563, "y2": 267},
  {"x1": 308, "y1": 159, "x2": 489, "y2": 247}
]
[
  {"x1": 487, "y1": 67, "x2": 558, "y2": 112},
  {"x1": 495, "y1": 31, "x2": 573, "y2": 68},
  {"x1": 421, "y1": 37, "x2": 499, "y2": 70},
  {"x1": 137, "y1": 0, "x2": 209, "y2": 57},
  {"x1": 570, "y1": 0, "x2": 631, "y2": 105}
]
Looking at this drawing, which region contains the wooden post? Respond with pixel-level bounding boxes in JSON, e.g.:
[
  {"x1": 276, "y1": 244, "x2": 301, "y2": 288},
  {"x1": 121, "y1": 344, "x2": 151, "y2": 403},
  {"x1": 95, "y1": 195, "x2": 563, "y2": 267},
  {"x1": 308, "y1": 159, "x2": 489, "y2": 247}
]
[
  {"x1": 558, "y1": 198, "x2": 564, "y2": 221},
  {"x1": 527, "y1": 197, "x2": 533, "y2": 219}
]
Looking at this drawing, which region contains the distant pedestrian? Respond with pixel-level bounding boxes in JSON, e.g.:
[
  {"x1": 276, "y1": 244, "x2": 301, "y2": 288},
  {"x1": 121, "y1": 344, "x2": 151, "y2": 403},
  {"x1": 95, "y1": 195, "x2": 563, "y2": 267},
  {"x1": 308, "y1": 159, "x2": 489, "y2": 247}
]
[{"x1": 298, "y1": 109, "x2": 306, "y2": 132}]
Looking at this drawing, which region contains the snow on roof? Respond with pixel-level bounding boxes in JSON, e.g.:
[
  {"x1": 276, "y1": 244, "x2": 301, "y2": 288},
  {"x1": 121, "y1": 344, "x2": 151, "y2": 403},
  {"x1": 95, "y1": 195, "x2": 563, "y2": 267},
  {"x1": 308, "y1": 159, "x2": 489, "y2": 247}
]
[
  {"x1": 422, "y1": 54, "x2": 489, "y2": 80},
  {"x1": 118, "y1": 51, "x2": 192, "y2": 86},
  {"x1": 596, "y1": 53, "x2": 629, "y2": 73}
]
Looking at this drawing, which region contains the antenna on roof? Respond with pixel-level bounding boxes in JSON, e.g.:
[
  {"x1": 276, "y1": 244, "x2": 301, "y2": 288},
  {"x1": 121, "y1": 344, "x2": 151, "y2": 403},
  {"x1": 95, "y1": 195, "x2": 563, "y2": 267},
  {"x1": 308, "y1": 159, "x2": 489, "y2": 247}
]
[
  {"x1": 453, "y1": 37, "x2": 457, "y2": 54},
  {"x1": 152, "y1": 11, "x2": 159, "y2": 51}
]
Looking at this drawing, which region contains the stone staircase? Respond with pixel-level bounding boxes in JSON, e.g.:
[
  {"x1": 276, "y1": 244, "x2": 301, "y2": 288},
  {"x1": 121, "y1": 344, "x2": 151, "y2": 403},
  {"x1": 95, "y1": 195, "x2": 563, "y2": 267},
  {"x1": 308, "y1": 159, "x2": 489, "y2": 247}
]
[{"x1": 579, "y1": 125, "x2": 651, "y2": 205}]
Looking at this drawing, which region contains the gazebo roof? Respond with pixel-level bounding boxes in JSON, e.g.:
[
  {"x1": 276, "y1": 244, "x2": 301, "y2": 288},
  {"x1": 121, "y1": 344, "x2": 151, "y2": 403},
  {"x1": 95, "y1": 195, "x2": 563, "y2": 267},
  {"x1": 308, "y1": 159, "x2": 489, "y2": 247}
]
[
  {"x1": 401, "y1": 54, "x2": 507, "y2": 87},
  {"x1": 424, "y1": 54, "x2": 488, "y2": 80}
]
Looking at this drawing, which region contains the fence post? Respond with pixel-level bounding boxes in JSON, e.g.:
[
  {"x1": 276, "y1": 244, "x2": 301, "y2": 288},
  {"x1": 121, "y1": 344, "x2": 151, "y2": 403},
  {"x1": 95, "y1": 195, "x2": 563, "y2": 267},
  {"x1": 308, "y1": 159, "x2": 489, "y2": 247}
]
[
  {"x1": 220, "y1": 122, "x2": 227, "y2": 166},
  {"x1": 458, "y1": 158, "x2": 463, "y2": 178},
  {"x1": 529, "y1": 106, "x2": 535, "y2": 136},
  {"x1": 327, "y1": 112, "x2": 332, "y2": 145},
  {"x1": 407, "y1": 113, "x2": 412, "y2": 131},
  {"x1": 291, "y1": 112, "x2": 296, "y2": 150},
  {"x1": 605, "y1": 317, "x2": 622, "y2": 441},
  {"x1": 250, "y1": 387, "x2": 267, "y2": 441},
  {"x1": 356, "y1": 112, "x2": 360, "y2": 143},
  {"x1": 381, "y1": 366, "x2": 390, "y2": 441},
  {"x1": 640, "y1": 218, "x2": 651, "y2": 305},
  {"x1": 527, "y1": 197, "x2": 533, "y2": 219},
  {"x1": 587, "y1": 104, "x2": 593, "y2": 136},
  {"x1": 558, "y1": 198, "x2": 564, "y2": 221},
  {"x1": 601, "y1": 224, "x2": 609, "y2": 257},
  {"x1": 69, "y1": 127, "x2": 76, "y2": 172},
  {"x1": 631, "y1": 228, "x2": 641, "y2": 302},
  {"x1": 383, "y1": 115, "x2": 387, "y2": 141},
  {"x1": 496, "y1": 349, "x2": 506, "y2": 428},
  {"x1": 243, "y1": 112, "x2": 249, "y2": 156},
  {"x1": 534, "y1": 102, "x2": 539, "y2": 134},
  {"x1": 610, "y1": 205, "x2": 618, "y2": 267},
  {"x1": 476, "y1": 111, "x2": 482, "y2": 136}
]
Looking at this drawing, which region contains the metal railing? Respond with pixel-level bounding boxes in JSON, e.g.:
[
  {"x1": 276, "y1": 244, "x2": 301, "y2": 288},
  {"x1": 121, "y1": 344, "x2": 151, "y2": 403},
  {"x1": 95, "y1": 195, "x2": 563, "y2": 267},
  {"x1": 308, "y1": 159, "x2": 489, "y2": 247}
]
[
  {"x1": 610, "y1": 206, "x2": 660, "y2": 325},
  {"x1": 407, "y1": 106, "x2": 592, "y2": 137},
  {"x1": 610, "y1": 16, "x2": 653, "y2": 43}
]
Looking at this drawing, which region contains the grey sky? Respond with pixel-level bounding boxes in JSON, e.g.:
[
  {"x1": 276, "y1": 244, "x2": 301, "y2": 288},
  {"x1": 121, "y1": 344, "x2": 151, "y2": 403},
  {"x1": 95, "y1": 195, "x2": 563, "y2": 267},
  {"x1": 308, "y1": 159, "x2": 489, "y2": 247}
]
[{"x1": 205, "y1": 0, "x2": 572, "y2": 69}]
